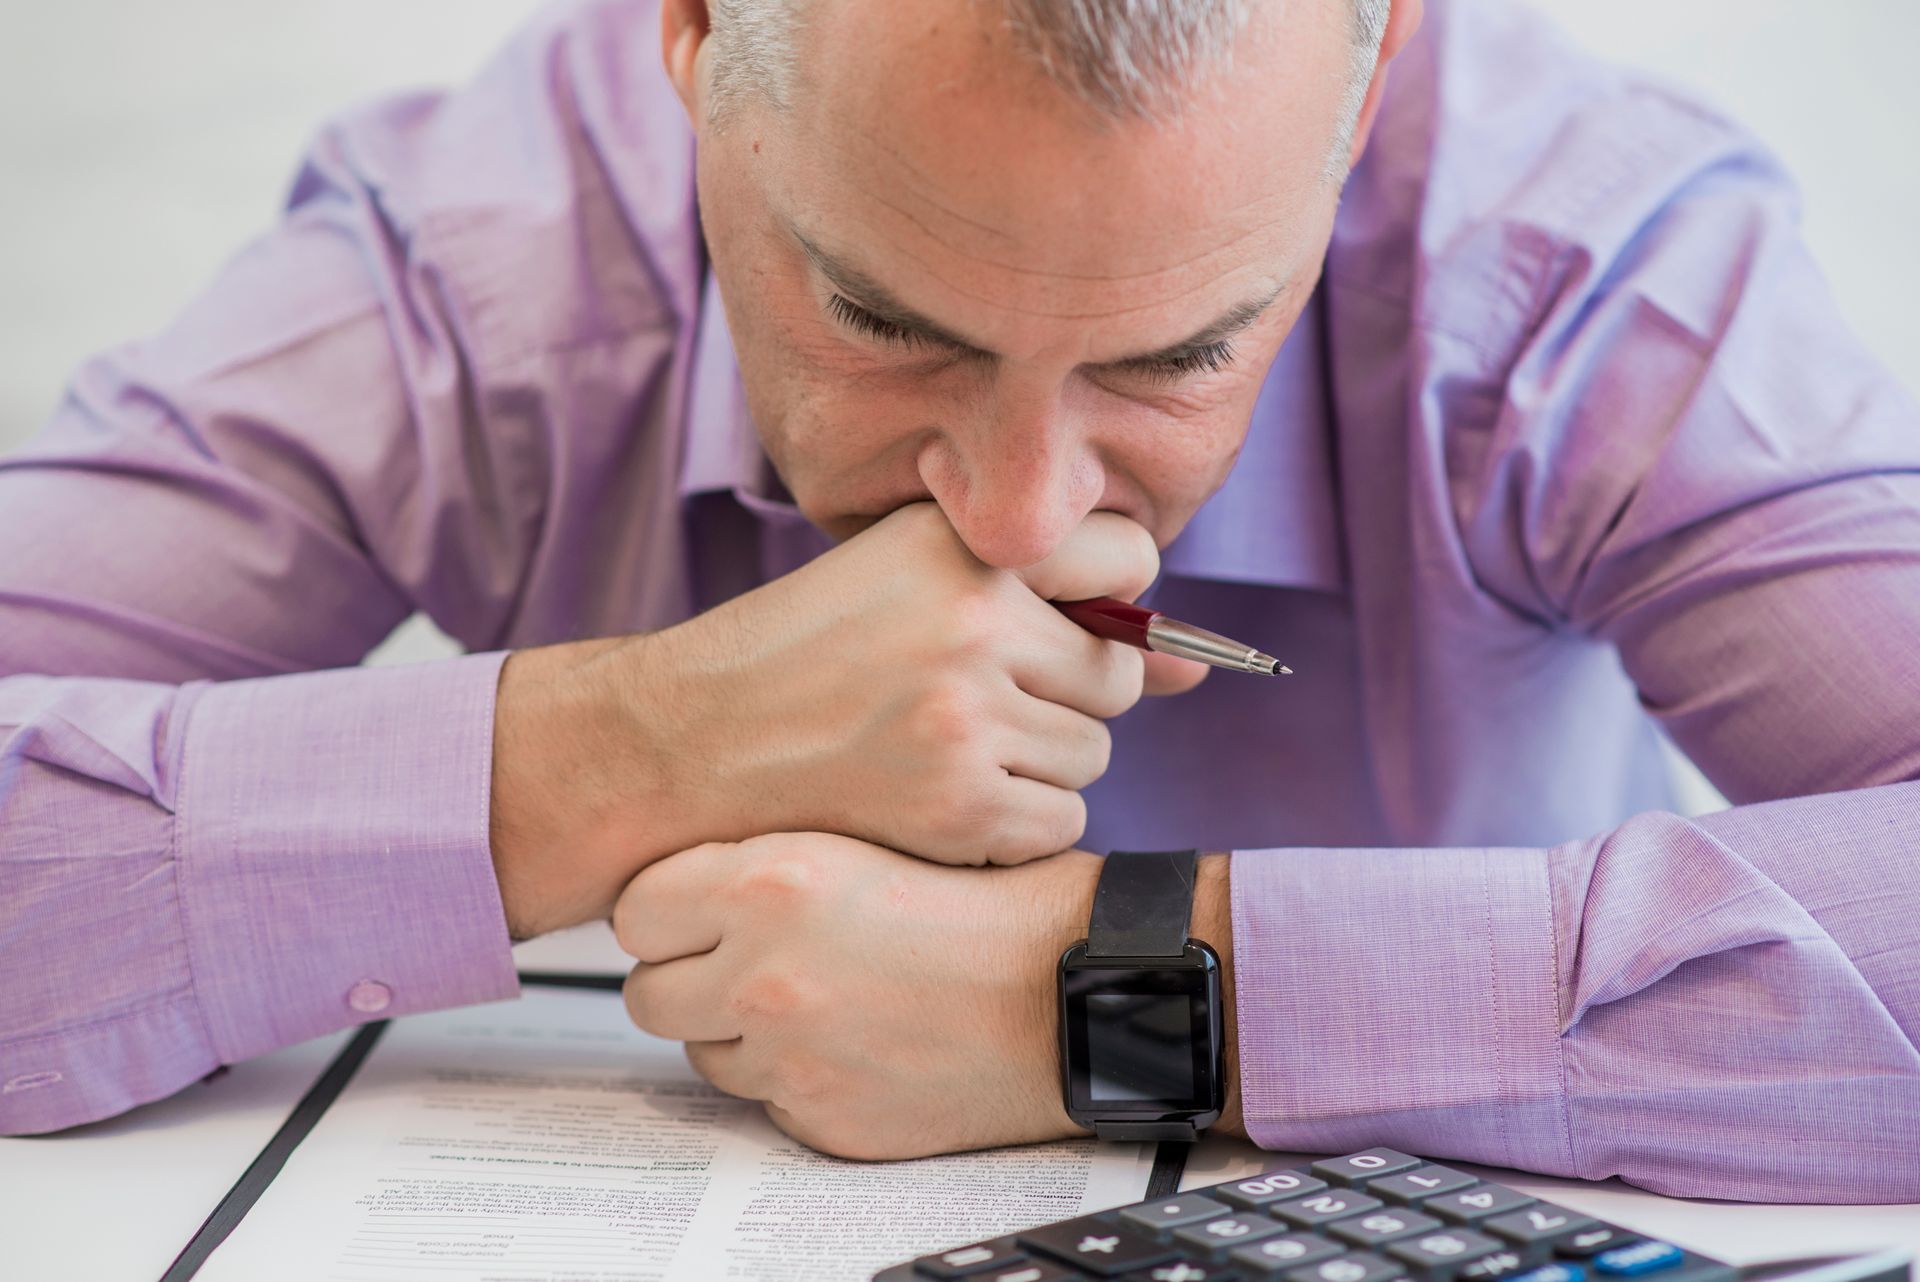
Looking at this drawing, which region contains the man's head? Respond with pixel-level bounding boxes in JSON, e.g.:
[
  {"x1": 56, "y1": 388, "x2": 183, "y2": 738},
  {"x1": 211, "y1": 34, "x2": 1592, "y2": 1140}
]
[{"x1": 662, "y1": 0, "x2": 1420, "y2": 568}]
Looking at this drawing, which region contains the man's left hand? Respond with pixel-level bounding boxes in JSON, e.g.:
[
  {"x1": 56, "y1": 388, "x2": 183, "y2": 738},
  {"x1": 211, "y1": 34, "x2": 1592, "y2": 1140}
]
[{"x1": 612, "y1": 833, "x2": 1101, "y2": 1159}]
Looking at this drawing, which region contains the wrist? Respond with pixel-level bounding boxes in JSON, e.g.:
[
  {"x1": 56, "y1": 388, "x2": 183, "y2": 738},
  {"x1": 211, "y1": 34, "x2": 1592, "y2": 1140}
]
[
  {"x1": 1194, "y1": 852, "x2": 1242, "y2": 1137},
  {"x1": 488, "y1": 636, "x2": 665, "y2": 938},
  {"x1": 1040, "y1": 850, "x2": 1242, "y2": 1140}
]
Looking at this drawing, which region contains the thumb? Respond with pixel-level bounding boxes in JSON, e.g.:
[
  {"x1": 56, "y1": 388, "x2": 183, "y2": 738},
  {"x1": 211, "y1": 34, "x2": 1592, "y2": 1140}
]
[
  {"x1": 1142, "y1": 651, "x2": 1210, "y2": 696},
  {"x1": 1015, "y1": 511, "x2": 1161, "y2": 604}
]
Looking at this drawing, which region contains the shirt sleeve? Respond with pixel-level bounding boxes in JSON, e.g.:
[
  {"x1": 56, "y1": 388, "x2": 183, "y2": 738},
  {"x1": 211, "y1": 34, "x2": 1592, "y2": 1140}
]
[
  {"x1": 0, "y1": 39, "x2": 565, "y2": 1133},
  {"x1": 1232, "y1": 89, "x2": 1920, "y2": 1201}
]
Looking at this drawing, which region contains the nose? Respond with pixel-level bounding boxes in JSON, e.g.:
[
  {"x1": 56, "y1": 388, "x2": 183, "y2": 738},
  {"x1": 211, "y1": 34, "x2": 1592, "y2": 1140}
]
[{"x1": 919, "y1": 392, "x2": 1103, "y2": 569}]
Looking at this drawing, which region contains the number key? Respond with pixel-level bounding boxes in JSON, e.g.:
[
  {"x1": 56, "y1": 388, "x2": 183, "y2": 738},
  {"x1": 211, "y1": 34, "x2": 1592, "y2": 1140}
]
[
  {"x1": 1284, "y1": 1254, "x2": 1407, "y2": 1282},
  {"x1": 1312, "y1": 1149, "x2": 1423, "y2": 1186},
  {"x1": 1216, "y1": 1171, "x2": 1330, "y2": 1209},
  {"x1": 1174, "y1": 1212, "x2": 1287, "y2": 1252},
  {"x1": 1328, "y1": 1207, "x2": 1442, "y2": 1247},
  {"x1": 1270, "y1": 1189, "x2": 1384, "y2": 1227},
  {"x1": 1229, "y1": 1233, "x2": 1345, "y2": 1274},
  {"x1": 1368, "y1": 1165, "x2": 1480, "y2": 1205},
  {"x1": 1387, "y1": 1228, "x2": 1506, "y2": 1279},
  {"x1": 1428, "y1": 1186, "x2": 1536, "y2": 1223},
  {"x1": 1484, "y1": 1206, "x2": 1598, "y2": 1246}
]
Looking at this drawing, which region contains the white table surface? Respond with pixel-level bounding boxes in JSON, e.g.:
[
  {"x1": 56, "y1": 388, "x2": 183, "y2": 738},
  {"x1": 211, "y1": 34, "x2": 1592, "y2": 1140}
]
[{"x1": 4, "y1": 923, "x2": 1914, "y2": 1281}]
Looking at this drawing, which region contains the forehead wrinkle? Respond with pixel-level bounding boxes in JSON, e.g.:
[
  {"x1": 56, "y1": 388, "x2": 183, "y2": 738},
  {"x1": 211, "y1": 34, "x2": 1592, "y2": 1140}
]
[
  {"x1": 872, "y1": 235, "x2": 1289, "y2": 327},
  {"x1": 860, "y1": 186, "x2": 1290, "y2": 303},
  {"x1": 817, "y1": 120, "x2": 1295, "y2": 288}
]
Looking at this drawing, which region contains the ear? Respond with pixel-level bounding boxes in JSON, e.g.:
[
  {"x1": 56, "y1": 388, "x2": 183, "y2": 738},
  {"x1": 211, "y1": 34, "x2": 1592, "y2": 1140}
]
[
  {"x1": 1345, "y1": 0, "x2": 1425, "y2": 170},
  {"x1": 661, "y1": 0, "x2": 713, "y2": 121}
]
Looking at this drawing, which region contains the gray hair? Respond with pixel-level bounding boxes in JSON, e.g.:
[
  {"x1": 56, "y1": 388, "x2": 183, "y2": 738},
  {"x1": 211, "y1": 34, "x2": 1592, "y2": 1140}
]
[{"x1": 705, "y1": 0, "x2": 1392, "y2": 177}]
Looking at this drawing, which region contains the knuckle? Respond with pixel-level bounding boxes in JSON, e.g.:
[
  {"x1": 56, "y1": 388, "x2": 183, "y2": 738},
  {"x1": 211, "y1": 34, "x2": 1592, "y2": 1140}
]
[
  {"x1": 1081, "y1": 719, "x2": 1113, "y2": 782},
  {"x1": 1098, "y1": 643, "x2": 1146, "y2": 716},
  {"x1": 1029, "y1": 792, "x2": 1087, "y2": 858},
  {"x1": 942, "y1": 589, "x2": 1002, "y2": 660},
  {"x1": 730, "y1": 849, "x2": 823, "y2": 908},
  {"x1": 610, "y1": 884, "x2": 645, "y2": 957},
  {"x1": 910, "y1": 681, "x2": 980, "y2": 749},
  {"x1": 732, "y1": 970, "x2": 811, "y2": 1024},
  {"x1": 771, "y1": 1049, "x2": 842, "y2": 1104},
  {"x1": 621, "y1": 967, "x2": 658, "y2": 1031}
]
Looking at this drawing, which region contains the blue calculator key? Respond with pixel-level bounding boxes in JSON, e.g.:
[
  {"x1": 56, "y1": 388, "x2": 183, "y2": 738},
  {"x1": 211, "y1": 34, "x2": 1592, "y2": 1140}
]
[
  {"x1": 1594, "y1": 1242, "x2": 1686, "y2": 1276},
  {"x1": 1512, "y1": 1268, "x2": 1586, "y2": 1282}
]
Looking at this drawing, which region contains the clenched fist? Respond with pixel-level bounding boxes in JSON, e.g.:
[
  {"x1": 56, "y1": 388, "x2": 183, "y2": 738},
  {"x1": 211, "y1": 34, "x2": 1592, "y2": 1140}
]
[{"x1": 489, "y1": 503, "x2": 1206, "y2": 936}]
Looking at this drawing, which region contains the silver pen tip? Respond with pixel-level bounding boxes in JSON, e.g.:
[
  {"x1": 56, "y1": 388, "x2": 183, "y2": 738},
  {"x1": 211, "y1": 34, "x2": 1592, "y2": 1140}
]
[{"x1": 1250, "y1": 652, "x2": 1291, "y2": 676}]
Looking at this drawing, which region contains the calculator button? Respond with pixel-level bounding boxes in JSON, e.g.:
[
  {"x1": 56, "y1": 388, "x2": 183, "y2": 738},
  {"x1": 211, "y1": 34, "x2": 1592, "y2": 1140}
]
[
  {"x1": 1551, "y1": 1228, "x2": 1639, "y2": 1259},
  {"x1": 1216, "y1": 1172, "x2": 1330, "y2": 1209},
  {"x1": 1125, "y1": 1262, "x2": 1242, "y2": 1282},
  {"x1": 1312, "y1": 1149, "x2": 1423, "y2": 1186},
  {"x1": 1512, "y1": 1267, "x2": 1587, "y2": 1282},
  {"x1": 1019, "y1": 1218, "x2": 1177, "y2": 1276},
  {"x1": 976, "y1": 1264, "x2": 1084, "y2": 1282},
  {"x1": 915, "y1": 1242, "x2": 1031, "y2": 1277},
  {"x1": 1593, "y1": 1242, "x2": 1686, "y2": 1276},
  {"x1": 1284, "y1": 1255, "x2": 1407, "y2": 1282},
  {"x1": 1368, "y1": 1166, "x2": 1480, "y2": 1205},
  {"x1": 1327, "y1": 1208, "x2": 1443, "y2": 1247},
  {"x1": 1229, "y1": 1233, "x2": 1345, "y2": 1273},
  {"x1": 1386, "y1": 1228, "x2": 1506, "y2": 1277},
  {"x1": 1270, "y1": 1190, "x2": 1384, "y2": 1227},
  {"x1": 1174, "y1": 1213, "x2": 1287, "y2": 1252},
  {"x1": 1428, "y1": 1187, "x2": 1537, "y2": 1223},
  {"x1": 1484, "y1": 1207, "x2": 1598, "y2": 1246},
  {"x1": 1122, "y1": 1196, "x2": 1236, "y2": 1233},
  {"x1": 1458, "y1": 1247, "x2": 1551, "y2": 1281}
]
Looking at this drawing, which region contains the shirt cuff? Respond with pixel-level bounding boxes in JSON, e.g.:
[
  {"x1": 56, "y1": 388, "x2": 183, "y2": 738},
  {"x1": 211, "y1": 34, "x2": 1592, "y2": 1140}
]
[
  {"x1": 1228, "y1": 845, "x2": 1576, "y2": 1173},
  {"x1": 174, "y1": 652, "x2": 521, "y2": 1062}
]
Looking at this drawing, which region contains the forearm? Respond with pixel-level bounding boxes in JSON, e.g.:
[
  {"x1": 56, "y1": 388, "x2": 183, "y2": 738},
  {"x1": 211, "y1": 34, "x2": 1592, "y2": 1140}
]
[
  {"x1": 0, "y1": 659, "x2": 519, "y2": 1135},
  {"x1": 1225, "y1": 784, "x2": 1920, "y2": 1202}
]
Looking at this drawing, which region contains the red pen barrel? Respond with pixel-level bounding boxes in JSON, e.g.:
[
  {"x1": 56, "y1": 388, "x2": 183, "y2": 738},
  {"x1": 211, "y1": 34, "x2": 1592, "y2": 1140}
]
[{"x1": 1054, "y1": 596, "x2": 1159, "y2": 648}]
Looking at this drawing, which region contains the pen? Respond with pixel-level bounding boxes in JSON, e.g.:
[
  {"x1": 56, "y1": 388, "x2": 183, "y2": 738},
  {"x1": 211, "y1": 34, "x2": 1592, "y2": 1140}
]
[{"x1": 1055, "y1": 597, "x2": 1292, "y2": 676}]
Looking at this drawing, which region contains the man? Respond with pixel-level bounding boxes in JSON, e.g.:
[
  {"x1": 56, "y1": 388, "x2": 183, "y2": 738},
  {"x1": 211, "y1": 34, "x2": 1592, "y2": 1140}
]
[{"x1": 1, "y1": 0, "x2": 1916, "y2": 1202}]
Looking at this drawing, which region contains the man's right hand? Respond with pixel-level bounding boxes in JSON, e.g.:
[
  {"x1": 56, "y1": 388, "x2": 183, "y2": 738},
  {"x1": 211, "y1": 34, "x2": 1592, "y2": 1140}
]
[{"x1": 488, "y1": 503, "x2": 1169, "y2": 937}]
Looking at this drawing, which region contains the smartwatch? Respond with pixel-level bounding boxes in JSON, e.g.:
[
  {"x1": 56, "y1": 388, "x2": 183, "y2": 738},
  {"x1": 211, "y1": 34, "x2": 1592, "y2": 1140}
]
[{"x1": 1057, "y1": 849, "x2": 1225, "y2": 1142}]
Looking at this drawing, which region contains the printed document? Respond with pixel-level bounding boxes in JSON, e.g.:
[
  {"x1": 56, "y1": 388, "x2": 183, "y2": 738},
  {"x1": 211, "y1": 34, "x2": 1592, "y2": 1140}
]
[{"x1": 194, "y1": 984, "x2": 1156, "y2": 1282}]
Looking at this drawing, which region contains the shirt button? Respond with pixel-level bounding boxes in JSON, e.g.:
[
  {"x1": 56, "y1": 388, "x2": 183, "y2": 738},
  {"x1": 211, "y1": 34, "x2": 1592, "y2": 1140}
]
[{"x1": 346, "y1": 980, "x2": 393, "y2": 1014}]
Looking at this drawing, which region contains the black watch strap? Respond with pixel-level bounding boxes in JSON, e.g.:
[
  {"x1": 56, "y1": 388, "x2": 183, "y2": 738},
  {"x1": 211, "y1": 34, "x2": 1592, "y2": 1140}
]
[{"x1": 1087, "y1": 849, "x2": 1197, "y2": 958}]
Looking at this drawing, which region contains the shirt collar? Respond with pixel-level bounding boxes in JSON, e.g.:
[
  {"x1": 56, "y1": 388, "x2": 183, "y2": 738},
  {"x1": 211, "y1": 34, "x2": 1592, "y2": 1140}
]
[
  {"x1": 679, "y1": 270, "x2": 1345, "y2": 592},
  {"x1": 1159, "y1": 287, "x2": 1346, "y2": 594}
]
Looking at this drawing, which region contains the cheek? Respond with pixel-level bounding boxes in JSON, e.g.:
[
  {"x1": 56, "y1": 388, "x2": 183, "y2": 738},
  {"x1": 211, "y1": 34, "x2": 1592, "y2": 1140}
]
[{"x1": 1091, "y1": 386, "x2": 1261, "y2": 530}]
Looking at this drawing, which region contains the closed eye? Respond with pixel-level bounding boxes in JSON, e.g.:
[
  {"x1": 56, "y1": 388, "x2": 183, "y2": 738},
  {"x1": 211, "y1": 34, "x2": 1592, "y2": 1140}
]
[
  {"x1": 1120, "y1": 340, "x2": 1239, "y2": 383},
  {"x1": 828, "y1": 292, "x2": 930, "y2": 350},
  {"x1": 829, "y1": 288, "x2": 1241, "y2": 382}
]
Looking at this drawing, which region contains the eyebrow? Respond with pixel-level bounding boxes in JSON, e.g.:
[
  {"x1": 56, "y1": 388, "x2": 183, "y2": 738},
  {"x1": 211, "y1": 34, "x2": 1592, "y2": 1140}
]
[{"x1": 792, "y1": 229, "x2": 1286, "y2": 369}]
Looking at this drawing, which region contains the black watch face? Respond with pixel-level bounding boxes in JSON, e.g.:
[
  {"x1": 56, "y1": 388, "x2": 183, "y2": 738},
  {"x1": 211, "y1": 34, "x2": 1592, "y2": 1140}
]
[{"x1": 1058, "y1": 942, "x2": 1223, "y2": 1124}]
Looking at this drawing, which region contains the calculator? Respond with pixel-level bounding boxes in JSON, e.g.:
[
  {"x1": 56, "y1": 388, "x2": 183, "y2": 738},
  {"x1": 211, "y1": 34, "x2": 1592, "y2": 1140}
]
[{"x1": 870, "y1": 1147, "x2": 1915, "y2": 1282}]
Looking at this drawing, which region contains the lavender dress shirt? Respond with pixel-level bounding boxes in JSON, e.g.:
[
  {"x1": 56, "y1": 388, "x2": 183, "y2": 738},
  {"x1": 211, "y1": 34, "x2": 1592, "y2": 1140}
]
[{"x1": 3, "y1": 0, "x2": 1917, "y2": 1202}]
